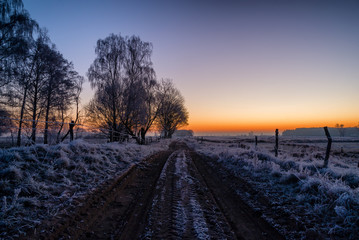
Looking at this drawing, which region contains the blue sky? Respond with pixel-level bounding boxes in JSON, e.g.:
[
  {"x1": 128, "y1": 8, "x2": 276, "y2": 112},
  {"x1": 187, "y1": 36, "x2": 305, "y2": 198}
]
[{"x1": 23, "y1": 0, "x2": 359, "y2": 132}]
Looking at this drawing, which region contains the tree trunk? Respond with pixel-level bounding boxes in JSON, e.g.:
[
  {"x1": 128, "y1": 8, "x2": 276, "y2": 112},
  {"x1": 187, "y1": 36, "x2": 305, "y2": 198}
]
[
  {"x1": 43, "y1": 91, "x2": 51, "y2": 144},
  {"x1": 17, "y1": 86, "x2": 28, "y2": 146},
  {"x1": 111, "y1": 109, "x2": 116, "y2": 142},
  {"x1": 56, "y1": 108, "x2": 64, "y2": 143},
  {"x1": 31, "y1": 76, "x2": 39, "y2": 144}
]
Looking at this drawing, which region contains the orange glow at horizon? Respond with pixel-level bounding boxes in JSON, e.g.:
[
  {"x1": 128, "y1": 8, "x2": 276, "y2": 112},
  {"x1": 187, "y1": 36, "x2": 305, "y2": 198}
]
[
  {"x1": 181, "y1": 84, "x2": 359, "y2": 134},
  {"x1": 185, "y1": 118, "x2": 359, "y2": 133}
]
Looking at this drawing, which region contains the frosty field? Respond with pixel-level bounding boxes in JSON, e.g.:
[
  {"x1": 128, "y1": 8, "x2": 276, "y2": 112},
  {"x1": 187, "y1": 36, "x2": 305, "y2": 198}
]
[
  {"x1": 1, "y1": 136, "x2": 358, "y2": 239},
  {"x1": 192, "y1": 136, "x2": 359, "y2": 239},
  {"x1": 0, "y1": 139, "x2": 169, "y2": 238}
]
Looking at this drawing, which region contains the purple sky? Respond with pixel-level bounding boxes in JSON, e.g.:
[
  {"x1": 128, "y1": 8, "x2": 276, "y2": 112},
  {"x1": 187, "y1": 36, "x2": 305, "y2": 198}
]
[{"x1": 23, "y1": 0, "x2": 359, "y2": 132}]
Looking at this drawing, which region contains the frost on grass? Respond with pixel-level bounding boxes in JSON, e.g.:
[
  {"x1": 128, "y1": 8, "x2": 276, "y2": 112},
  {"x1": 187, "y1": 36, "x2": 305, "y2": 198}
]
[
  {"x1": 190, "y1": 138, "x2": 359, "y2": 240},
  {"x1": 0, "y1": 139, "x2": 167, "y2": 239}
]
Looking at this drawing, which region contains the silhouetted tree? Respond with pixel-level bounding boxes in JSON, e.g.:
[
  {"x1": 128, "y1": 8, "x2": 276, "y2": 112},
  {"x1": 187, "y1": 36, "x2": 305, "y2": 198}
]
[
  {"x1": 0, "y1": 0, "x2": 37, "y2": 94},
  {"x1": 87, "y1": 34, "x2": 159, "y2": 143},
  {"x1": 0, "y1": 0, "x2": 38, "y2": 139},
  {"x1": 121, "y1": 35, "x2": 156, "y2": 141},
  {"x1": 43, "y1": 46, "x2": 83, "y2": 144},
  {"x1": 335, "y1": 123, "x2": 345, "y2": 137},
  {"x1": 27, "y1": 33, "x2": 52, "y2": 143},
  {"x1": 10, "y1": 30, "x2": 83, "y2": 145},
  {"x1": 14, "y1": 41, "x2": 35, "y2": 146},
  {"x1": 87, "y1": 33, "x2": 125, "y2": 142},
  {"x1": 157, "y1": 79, "x2": 188, "y2": 138},
  {"x1": 0, "y1": 0, "x2": 37, "y2": 60},
  {"x1": 54, "y1": 73, "x2": 83, "y2": 143},
  {"x1": 0, "y1": 107, "x2": 12, "y2": 135},
  {"x1": 86, "y1": 82, "x2": 123, "y2": 140},
  {"x1": 0, "y1": 2, "x2": 83, "y2": 145},
  {"x1": 12, "y1": 32, "x2": 50, "y2": 145},
  {"x1": 87, "y1": 34, "x2": 190, "y2": 143},
  {"x1": 137, "y1": 74, "x2": 160, "y2": 143}
]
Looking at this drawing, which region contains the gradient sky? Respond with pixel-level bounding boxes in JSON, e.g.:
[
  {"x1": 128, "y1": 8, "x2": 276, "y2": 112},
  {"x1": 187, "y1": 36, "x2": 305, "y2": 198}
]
[{"x1": 23, "y1": 0, "x2": 359, "y2": 134}]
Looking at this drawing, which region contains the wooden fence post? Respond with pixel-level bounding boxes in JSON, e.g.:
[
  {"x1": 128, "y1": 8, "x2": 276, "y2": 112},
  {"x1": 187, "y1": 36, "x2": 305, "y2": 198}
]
[
  {"x1": 323, "y1": 126, "x2": 332, "y2": 168},
  {"x1": 61, "y1": 120, "x2": 75, "y2": 142},
  {"x1": 69, "y1": 121, "x2": 75, "y2": 141},
  {"x1": 275, "y1": 129, "x2": 279, "y2": 157}
]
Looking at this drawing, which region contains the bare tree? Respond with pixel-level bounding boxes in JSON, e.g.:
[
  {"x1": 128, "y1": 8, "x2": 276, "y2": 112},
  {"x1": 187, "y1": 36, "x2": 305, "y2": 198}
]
[
  {"x1": 335, "y1": 123, "x2": 345, "y2": 137},
  {"x1": 43, "y1": 46, "x2": 66, "y2": 144},
  {"x1": 87, "y1": 34, "x2": 159, "y2": 143},
  {"x1": 87, "y1": 33, "x2": 125, "y2": 142},
  {"x1": 120, "y1": 35, "x2": 156, "y2": 141},
  {"x1": 72, "y1": 73, "x2": 84, "y2": 124},
  {"x1": 27, "y1": 33, "x2": 52, "y2": 143},
  {"x1": 0, "y1": 107, "x2": 12, "y2": 135},
  {"x1": 43, "y1": 47, "x2": 83, "y2": 144},
  {"x1": 0, "y1": 0, "x2": 38, "y2": 141},
  {"x1": 10, "y1": 30, "x2": 83, "y2": 145},
  {"x1": 157, "y1": 79, "x2": 188, "y2": 138},
  {"x1": 138, "y1": 73, "x2": 160, "y2": 143},
  {"x1": 86, "y1": 85, "x2": 121, "y2": 139},
  {"x1": 87, "y1": 34, "x2": 189, "y2": 143},
  {"x1": 0, "y1": 0, "x2": 37, "y2": 95},
  {"x1": 15, "y1": 51, "x2": 34, "y2": 145},
  {"x1": 1, "y1": 1, "x2": 84, "y2": 146},
  {"x1": 0, "y1": 0, "x2": 37, "y2": 62},
  {"x1": 12, "y1": 32, "x2": 49, "y2": 145}
]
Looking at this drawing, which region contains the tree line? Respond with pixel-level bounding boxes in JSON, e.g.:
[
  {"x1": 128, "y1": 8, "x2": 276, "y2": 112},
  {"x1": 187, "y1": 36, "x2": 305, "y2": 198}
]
[
  {"x1": 0, "y1": 0, "x2": 83, "y2": 145},
  {"x1": 0, "y1": 0, "x2": 188, "y2": 145}
]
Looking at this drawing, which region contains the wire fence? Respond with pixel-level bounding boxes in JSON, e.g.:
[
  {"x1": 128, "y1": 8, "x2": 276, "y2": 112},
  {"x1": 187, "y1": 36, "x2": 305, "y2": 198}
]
[{"x1": 0, "y1": 116, "x2": 161, "y2": 148}]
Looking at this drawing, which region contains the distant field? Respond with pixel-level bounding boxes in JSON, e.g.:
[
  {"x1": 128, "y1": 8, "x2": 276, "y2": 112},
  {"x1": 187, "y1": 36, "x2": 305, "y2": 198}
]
[{"x1": 196, "y1": 135, "x2": 359, "y2": 166}]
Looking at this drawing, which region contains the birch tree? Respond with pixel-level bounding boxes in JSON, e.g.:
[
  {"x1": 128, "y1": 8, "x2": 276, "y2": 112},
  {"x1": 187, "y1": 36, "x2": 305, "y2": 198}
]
[
  {"x1": 87, "y1": 33, "x2": 125, "y2": 142},
  {"x1": 157, "y1": 79, "x2": 188, "y2": 138}
]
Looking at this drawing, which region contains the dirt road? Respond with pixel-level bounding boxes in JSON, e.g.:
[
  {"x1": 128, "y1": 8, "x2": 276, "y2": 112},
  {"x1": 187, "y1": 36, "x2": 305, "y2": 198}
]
[{"x1": 29, "y1": 141, "x2": 284, "y2": 240}]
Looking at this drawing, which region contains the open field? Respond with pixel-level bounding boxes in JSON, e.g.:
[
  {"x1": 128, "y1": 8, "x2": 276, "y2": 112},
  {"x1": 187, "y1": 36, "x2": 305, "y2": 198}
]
[
  {"x1": 192, "y1": 136, "x2": 359, "y2": 239},
  {"x1": 196, "y1": 135, "x2": 359, "y2": 166},
  {"x1": 1, "y1": 137, "x2": 358, "y2": 239}
]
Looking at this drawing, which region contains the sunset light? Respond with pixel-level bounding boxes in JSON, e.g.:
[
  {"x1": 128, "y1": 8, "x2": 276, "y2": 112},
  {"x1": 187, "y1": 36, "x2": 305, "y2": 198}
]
[
  {"x1": 19, "y1": 0, "x2": 359, "y2": 135},
  {"x1": 2, "y1": 1, "x2": 359, "y2": 239}
]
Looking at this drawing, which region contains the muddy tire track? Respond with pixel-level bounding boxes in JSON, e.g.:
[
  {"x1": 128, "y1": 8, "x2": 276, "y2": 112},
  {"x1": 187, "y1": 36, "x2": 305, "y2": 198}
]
[
  {"x1": 25, "y1": 150, "x2": 172, "y2": 240},
  {"x1": 191, "y1": 151, "x2": 286, "y2": 240},
  {"x1": 142, "y1": 149, "x2": 235, "y2": 239}
]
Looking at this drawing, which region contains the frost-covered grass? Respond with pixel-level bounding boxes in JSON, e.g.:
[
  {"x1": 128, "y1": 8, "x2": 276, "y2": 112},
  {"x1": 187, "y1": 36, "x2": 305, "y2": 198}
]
[
  {"x1": 0, "y1": 139, "x2": 169, "y2": 239},
  {"x1": 189, "y1": 138, "x2": 359, "y2": 240}
]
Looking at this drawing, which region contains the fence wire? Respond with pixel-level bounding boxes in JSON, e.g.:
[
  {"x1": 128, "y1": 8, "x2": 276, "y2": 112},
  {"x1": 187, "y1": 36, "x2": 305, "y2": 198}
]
[{"x1": 0, "y1": 116, "x2": 157, "y2": 147}]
